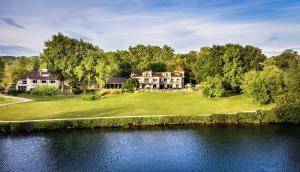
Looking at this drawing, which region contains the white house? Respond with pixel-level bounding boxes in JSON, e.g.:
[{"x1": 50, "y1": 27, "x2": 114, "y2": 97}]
[
  {"x1": 16, "y1": 69, "x2": 61, "y2": 91},
  {"x1": 130, "y1": 66, "x2": 184, "y2": 89}
]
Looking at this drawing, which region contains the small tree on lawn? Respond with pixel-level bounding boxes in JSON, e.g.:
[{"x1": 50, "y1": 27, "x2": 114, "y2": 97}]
[
  {"x1": 202, "y1": 76, "x2": 225, "y2": 98},
  {"x1": 121, "y1": 78, "x2": 139, "y2": 92}
]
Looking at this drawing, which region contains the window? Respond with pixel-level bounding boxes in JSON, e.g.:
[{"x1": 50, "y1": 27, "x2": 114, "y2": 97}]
[
  {"x1": 42, "y1": 80, "x2": 47, "y2": 83},
  {"x1": 177, "y1": 79, "x2": 180, "y2": 82},
  {"x1": 50, "y1": 80, "x2": 56, "y2": 84},
  {"x1": 171, "y1": 79, "x2": 174, "y2": 83},
  {"x1": 32, "y1": 80, "x2": 37, "y2": 83},
  {"x1": 22, "y1": 80, "x2": 27, "y2": 84},
  {"x1": 164, "y1": 78, "x2": 167, "y2": 82},
  {"x1": 153, "y1": 79, "x2": 157, "y2": 82},
  {"x1": 144, "y1": 79, "x2": 149, "y2": 83}
]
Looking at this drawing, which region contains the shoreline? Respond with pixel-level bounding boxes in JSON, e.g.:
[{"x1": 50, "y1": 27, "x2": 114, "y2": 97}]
[{"x1": 1, "y1": 110, "x2": 299, "y2": 133}]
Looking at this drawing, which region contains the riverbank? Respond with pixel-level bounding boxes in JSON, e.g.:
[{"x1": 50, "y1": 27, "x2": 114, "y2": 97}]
[{"x1": 1, "y1": 110, "x2": 299, "y2": 133}]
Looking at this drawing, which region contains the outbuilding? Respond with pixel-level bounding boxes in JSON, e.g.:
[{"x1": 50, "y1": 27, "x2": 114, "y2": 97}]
[{"x1": 105, "y1": 77, "x2": 127, "y2": 89}]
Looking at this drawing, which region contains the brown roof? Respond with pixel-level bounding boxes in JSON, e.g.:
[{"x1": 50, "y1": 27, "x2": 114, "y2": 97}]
[
  {"x1": 171, "y1": 72, "x2": 183, "y2": 77},
  {"x1": 106, "y1": 77, "x2": 127, "y2": 84},
  {"x1": 21, "y1": 71, "x2": 59, "y2": 80},
  {"x1": 174, "y1": 66, "x2": 184, "y2": 72},
  {"x1": 131, "y1": 71, "x2": 142, "y2": 77}
]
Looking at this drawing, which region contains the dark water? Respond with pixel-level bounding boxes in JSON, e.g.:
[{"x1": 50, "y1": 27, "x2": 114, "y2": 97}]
[{"x1": 0, "y1": 125, "x2": 300, "y2": 172}]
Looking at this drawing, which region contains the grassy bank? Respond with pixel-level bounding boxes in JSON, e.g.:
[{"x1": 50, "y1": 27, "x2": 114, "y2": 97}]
[
  {"x1": 1, "y1": 110, "x2": 299, "y2": 133},
  {"x1": 0, "y1": 92, "x2": 273, "y2": 121}
]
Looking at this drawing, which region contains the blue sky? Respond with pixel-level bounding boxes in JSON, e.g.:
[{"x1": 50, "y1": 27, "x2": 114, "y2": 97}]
[{"x1": 0, "y1": 0, "x2": 300, "y2": 56}]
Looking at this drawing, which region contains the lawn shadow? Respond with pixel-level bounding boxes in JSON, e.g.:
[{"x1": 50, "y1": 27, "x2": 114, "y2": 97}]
[
  {"x1": 222, "y1": 91, "x2": 241, "y2": 97},
  {"x1": 18, "y1": 95, "x2": 80, "y2": 101},
  {"x1": 50, "y1": 106, "x2": 125, "y2": 119}
]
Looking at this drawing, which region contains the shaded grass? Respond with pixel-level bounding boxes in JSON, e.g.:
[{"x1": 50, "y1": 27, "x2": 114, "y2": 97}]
[
  {"x1": 0, "y1": 92, "x2": 274, "y2": 121},
  {"x1": 0, "y1": 96, "x2": 19, "y2": 105}
]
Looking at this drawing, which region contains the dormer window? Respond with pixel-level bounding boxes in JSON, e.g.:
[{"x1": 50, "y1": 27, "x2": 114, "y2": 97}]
[{"x1": 22, "y1": 80, "x2": 27, "y2": 84}]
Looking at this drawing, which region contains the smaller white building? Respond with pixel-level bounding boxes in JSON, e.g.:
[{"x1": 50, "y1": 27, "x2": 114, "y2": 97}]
[{"x1": 16, "y1": 69, "x2": 61, "y2": 91}]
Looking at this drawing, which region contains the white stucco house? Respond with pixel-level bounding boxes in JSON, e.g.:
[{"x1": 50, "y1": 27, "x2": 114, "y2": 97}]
[
  {"x1": 16, "y1": 69, "x2": 61, "y2": 91},
  {"x1": 130, "y1": 66, "x2": 185, "y2": 89}
]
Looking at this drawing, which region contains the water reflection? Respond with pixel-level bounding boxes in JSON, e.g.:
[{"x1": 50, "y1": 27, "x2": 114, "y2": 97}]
[{"x1": 0, "y1": 125, "x2": 299, "y2": 171}]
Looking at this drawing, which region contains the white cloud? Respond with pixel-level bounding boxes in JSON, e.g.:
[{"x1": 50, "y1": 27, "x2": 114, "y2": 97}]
[{"x1": 0, "y1": 0, "x2": 300, "y2": 56}]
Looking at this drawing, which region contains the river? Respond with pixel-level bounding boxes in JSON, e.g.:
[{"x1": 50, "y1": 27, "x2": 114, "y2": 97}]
[{"x1": 0, "y1": 124, "x2": 299, "y2": 171}]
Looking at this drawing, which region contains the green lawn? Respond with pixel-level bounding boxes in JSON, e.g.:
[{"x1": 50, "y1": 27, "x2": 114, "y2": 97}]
[
  {"x1": 0, "y1": 92, "x2": 274, "y2": 121},
  {"x1": 0, "y1": 96, "x2": 19, "y2": 105}
]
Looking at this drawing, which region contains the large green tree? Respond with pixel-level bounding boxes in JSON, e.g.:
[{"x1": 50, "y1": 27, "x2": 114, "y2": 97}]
[
  {"x1": 241, "y1": 65, "x2": 284, "y2": 104},
  {"x1": 42, "y1": 33, "x2": 98, "y2": 92},
  {"x1": 273, "y1": 49, "x2": 300, "y2": 70},
  {"x1": 194, "y1": 44, "x2": 266, "y2": 91},
  {"x1": 275, "y1": 63, "x2": 300, "y2": 121},
  {"x1": 194, "y1": 46, "x2": 224, "y2": 83},
  {"x1": 125, "y1": 44, "x2": 175, "y2": 71}
]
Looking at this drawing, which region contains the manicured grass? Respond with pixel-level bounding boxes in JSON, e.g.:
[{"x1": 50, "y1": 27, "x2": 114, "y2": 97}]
[
  {"x1": 0, "y1": 96, "x2": 19, "y2": 105},
  {"x1": 0, "y1": 92, "x2": 274, "y2": 121}
]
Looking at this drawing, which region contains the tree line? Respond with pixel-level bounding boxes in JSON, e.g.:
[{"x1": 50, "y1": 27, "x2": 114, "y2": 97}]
[{"x1": 0, "y1": 33, "x2": 299, "y2": 118}]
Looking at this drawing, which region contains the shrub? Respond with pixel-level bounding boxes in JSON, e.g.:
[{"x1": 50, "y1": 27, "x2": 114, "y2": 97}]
[
  {"x1": 97, "y1": 90, "x2": 110, "y2": 96},
  {"x1": 202, "y1": 76, "x2": 225, "y2": 98},
  {"x1": 86, "y1": 89, "x2": 96, "y2": 94},
  {"x1": 82, "y1": 94, "x2": 99, "y2": 101},
  {"x1": 7, "y1": 87, "x2": 19, "y2": 96},
  {"x1": 31, "y1": 85, "x2": 59, "y2": 96},
  {"x1": 121, "y1": 78, "x2": 139, "y2": 92},
  {"x1": 73, "y1": 87, "x2": 83, "y2": 95}
]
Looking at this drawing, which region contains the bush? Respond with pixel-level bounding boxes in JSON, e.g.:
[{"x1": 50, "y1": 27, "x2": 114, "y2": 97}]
[
  {"x1": 86, "y1": 89, "x2": 96, "y2": 94},
  {"x1": 202, "y1": 76, "x2": 225, "y2": 98},
  {"x1": 81, "y1": 94, "x2": 99, "y2": 101},
  {"x1": 73, "y1": 87, "x2": 83, "y2": 95},
  {"x1": 7, "y1": 87, "x2": 19, "y2": 96},
  {"x1": 121, "y1": 78, "x2": 139, "y2": 92},
  {"x1": 31, "y1": 85, "x2": 59, "y2": 96},
  {"x1": 97, "y1": 90, "x2": 110, "y2": 96}
]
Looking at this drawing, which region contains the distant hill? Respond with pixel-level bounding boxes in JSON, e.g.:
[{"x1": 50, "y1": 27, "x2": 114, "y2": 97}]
[{"x1": 0, "y1": 56, "x2": 37, "y2": 64}]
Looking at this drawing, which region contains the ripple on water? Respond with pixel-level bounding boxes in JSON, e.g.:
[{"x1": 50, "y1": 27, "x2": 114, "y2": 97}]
[{"x1": 0, "y1": 125, "x2": 300, "y2": 171}]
